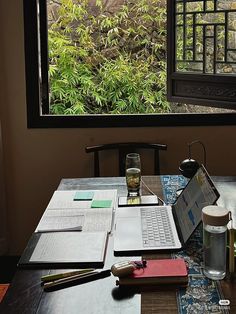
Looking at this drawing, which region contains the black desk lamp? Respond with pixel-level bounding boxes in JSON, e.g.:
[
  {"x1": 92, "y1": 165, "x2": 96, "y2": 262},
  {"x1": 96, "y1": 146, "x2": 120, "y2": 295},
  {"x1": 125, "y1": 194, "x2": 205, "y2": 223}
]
[{"x1": 179, "y1": 140, "x2": 206, "y2": 178}]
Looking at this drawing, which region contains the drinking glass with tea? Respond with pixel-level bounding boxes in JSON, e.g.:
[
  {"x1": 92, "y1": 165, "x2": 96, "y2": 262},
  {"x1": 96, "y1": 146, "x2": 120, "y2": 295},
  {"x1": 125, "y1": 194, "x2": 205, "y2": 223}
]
[{"x1": 125, "y1": 153, "x2": 141, "y2": 197}]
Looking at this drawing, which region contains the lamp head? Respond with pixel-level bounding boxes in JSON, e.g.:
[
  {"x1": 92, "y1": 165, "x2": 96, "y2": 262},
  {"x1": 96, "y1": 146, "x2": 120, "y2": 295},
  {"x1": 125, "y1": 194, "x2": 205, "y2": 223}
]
[
  {"x1": 179, "y1": 158, "x2": 200, "y2": 178},
  {"x1": 179, "y1": 140, "x2": 206, "y2": 178}
]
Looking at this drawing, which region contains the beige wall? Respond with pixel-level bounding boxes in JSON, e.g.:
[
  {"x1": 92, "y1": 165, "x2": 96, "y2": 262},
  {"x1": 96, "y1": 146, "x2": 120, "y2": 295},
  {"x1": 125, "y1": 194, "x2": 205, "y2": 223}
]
[{"x1": 0, "y1": 1, "x2": 236, "y2": 255}]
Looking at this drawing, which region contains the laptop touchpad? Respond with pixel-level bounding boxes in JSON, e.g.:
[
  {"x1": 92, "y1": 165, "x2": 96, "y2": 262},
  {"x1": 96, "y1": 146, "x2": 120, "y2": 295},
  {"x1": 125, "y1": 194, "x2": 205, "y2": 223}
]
[{"x1": 114, "y1": 217, "x2": 142, "y2": 252}]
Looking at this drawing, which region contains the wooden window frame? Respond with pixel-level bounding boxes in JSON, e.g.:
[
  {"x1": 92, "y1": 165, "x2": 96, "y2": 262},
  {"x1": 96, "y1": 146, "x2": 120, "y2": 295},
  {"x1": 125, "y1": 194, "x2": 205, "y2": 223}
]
[
  {"x1": 23, "y1": 0, "x2": 236, "y2": 128},
  {"x1": 167, "y1": 0, "x2": 236, "y2": 110}
]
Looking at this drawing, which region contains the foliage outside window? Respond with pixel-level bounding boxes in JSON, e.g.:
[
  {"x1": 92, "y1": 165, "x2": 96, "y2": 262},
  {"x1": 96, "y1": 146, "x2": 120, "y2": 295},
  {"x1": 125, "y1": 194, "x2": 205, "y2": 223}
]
[{"x1": 47, "y1": 0, "x2": 168, "y2": 115}]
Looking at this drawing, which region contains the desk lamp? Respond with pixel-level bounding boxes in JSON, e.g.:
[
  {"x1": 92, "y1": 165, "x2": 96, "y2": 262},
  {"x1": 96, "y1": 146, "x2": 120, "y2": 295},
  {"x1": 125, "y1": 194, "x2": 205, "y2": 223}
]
[{"x1": 179, "y1": 140, "x2": 206, "y2": 178}]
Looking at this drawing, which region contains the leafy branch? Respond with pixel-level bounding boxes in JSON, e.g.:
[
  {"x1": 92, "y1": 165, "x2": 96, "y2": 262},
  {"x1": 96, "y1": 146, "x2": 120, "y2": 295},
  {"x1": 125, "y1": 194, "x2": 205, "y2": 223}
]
[{"x1": 48, "y1": 0, "x2": 169, "y2": 114}]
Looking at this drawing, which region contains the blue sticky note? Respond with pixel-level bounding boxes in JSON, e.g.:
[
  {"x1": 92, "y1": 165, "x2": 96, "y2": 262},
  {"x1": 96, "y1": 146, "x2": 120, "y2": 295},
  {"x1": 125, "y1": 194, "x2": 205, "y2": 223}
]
[
  {"x1": 74, "y1": 191, "x2": 94, "y2": 201},
  {"x1": 91, "y1": 200, "x2": 112, "y2": 208}
]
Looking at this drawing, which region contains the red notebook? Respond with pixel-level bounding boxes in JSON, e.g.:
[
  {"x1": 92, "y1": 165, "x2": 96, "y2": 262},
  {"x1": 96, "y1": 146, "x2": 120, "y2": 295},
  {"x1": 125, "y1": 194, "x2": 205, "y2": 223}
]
[{"x1": 117, "y1": 259, "x2": 188, "y2": 286}]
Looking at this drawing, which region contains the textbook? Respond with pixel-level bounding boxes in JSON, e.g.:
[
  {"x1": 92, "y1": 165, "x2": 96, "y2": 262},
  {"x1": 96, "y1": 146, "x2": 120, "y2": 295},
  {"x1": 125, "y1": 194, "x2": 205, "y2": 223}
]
[{"x1": 116, "y1": 259, "x2": 188, "y2": 286}]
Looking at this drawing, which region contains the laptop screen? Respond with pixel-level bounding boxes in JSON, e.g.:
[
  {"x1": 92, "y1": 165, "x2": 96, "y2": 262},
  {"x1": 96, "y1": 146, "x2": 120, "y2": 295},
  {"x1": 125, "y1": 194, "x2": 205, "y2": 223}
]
[{"x1": 173, "y1": 165, "x2": 220, "y2": 244}]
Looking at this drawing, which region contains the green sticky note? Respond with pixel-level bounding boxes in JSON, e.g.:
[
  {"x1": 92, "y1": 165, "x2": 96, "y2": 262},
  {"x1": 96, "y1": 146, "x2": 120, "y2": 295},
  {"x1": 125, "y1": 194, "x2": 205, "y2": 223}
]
[
  {"x1": 74, "y1": 191, "x2": 94, "y2": 201},
  {"x1": 91, "y1": 200, "x2": 112, "y2": 208}
]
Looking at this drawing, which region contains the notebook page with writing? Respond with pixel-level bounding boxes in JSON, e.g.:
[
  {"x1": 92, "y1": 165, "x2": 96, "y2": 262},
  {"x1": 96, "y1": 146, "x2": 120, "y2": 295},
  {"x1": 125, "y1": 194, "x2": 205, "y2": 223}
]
[
  {"x1": 18, "y1": 231, "x2": 108, "y2": 268},
  {"x1": 37, "y1": 189, "x2": 117, "y2": 233},
  {"x1": 46, "y1": 190, "x2": 117, "y2": 210},
  {"x1": 83, "y1": 208, "x2": 114, "y2": 232},
  {"x1": 36, "y1": 213, "x2": 84, "y2": 232}
]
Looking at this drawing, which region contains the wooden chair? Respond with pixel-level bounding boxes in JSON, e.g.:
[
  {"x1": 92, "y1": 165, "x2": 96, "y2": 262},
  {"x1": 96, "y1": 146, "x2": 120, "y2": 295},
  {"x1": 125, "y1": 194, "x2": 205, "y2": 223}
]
[{"x1": 85, "y1": 142, "x2": 167, "y2": 177}]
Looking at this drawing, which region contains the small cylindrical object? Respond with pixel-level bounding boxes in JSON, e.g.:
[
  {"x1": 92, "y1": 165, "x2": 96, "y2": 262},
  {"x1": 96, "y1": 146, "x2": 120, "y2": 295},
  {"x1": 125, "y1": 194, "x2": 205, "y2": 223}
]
[
  {"x1": 111, "y1": 261, "x2": 135, "y2": 277},
  {"x1": 202, "y1": 205, "x2": 230, "y2": 280}
]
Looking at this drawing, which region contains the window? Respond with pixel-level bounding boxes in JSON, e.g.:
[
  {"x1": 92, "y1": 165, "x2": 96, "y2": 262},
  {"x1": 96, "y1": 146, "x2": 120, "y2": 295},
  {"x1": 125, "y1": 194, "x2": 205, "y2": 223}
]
[
  {"x1": 167, "y1": 0, "x2": 236, "y2": 109},
  {"x1": 23, "y1": 0, "x2": 236, "y2": 128}
]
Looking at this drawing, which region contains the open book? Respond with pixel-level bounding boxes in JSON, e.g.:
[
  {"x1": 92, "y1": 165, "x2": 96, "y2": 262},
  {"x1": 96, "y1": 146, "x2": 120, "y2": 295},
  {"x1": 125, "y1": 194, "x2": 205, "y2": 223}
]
[{"x1": 35, "y1": 189, "x2": 117, "y2": 233}]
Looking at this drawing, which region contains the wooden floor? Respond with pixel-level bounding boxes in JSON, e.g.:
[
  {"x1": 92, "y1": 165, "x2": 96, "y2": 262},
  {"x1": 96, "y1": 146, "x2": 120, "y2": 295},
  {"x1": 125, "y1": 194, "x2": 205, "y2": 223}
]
[{"x1": 0, "y1": 256, "x2": 19, "y2": 283}]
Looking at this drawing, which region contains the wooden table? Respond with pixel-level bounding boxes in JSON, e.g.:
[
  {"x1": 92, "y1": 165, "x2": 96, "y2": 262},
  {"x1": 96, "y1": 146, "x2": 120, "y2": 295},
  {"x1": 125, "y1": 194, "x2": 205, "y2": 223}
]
[{"x1": 1, "y1": 176, "x2": 236, "y2": 314}]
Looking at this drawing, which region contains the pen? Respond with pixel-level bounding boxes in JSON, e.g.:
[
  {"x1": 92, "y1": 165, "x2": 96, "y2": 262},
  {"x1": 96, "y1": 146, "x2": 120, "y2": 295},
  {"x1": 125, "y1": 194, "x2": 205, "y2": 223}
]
[
  {"x1": 41, "y1": 268, "x2": 95, "y2": 282},
  {"x1": 43, "y1": 269, "x2": 111, "y2": 291}
]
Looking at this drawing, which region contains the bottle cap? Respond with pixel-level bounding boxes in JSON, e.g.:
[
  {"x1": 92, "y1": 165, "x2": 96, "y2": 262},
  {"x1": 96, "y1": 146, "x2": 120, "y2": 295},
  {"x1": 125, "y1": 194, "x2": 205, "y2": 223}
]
[{"x1": 202, "y1": 205, "x2": 230, "y2": 226}]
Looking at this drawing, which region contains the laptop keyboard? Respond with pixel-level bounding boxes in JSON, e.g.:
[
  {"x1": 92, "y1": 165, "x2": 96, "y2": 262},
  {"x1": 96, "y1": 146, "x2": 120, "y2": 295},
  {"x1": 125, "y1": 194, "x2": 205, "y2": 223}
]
[{"x1": 140, "y1": 207, "x2": 175, "y2": 247}]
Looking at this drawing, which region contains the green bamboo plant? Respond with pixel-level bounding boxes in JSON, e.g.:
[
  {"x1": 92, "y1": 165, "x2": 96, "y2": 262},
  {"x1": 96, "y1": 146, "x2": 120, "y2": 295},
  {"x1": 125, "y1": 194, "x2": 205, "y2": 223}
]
[{"x1": 48, "y1": 0, "x2": 169, "y2": 115}]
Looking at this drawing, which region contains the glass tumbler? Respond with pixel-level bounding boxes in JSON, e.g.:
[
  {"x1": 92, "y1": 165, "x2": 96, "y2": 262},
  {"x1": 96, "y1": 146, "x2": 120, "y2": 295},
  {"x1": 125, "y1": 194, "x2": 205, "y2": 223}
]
[{"x1": 125, "y1": 153, "x2": 141, "y2": 197}]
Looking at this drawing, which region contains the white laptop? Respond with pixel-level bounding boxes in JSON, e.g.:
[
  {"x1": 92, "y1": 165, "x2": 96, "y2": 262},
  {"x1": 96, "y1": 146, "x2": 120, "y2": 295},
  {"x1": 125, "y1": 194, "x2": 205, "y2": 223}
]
[{"x1": 114, "y1": 165, "x2": 220, "y2": 254}]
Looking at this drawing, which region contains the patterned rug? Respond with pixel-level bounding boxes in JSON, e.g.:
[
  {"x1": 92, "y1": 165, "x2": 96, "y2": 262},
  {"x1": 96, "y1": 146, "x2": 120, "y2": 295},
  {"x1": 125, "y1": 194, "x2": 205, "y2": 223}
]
[{"x1": 160, "y1": 175, "x2": 229, "y2": 314}]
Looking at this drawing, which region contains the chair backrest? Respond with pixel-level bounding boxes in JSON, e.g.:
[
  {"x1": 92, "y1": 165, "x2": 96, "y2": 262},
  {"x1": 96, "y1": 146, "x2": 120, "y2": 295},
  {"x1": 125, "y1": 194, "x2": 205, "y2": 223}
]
[{"x1": 85, "y1": 142, "x2": 167, "y2": 177}]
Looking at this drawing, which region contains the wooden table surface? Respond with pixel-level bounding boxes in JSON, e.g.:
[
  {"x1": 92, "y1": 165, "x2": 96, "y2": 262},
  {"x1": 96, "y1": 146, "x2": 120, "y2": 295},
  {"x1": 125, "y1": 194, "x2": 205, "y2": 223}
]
[{"x1": 1, "y1": 176, "x2": 236, "y2": 314}]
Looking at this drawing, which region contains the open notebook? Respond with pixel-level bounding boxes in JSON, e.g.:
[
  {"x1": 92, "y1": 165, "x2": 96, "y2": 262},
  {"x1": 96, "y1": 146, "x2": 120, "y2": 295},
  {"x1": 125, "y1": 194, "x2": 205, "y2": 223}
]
[
  {"x1": 35, "y1": 189, "x2": 117, "y2": 233},
  {"x1": 114, "y1": 165, "x2": 220, "y2": 254}
]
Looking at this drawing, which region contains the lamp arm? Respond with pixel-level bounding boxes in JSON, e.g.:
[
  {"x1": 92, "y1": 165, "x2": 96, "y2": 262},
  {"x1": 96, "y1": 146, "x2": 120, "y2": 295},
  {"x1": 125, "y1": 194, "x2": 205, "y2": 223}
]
[{"x1": 188, "y1": 140, "x2": 206, "y2": 167}]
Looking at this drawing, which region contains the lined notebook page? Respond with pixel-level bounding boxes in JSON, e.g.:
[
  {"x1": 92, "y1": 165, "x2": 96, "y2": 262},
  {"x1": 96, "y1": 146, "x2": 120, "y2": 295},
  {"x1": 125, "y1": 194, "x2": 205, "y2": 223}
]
[{"x1": 30, "y1": 232, "x2": 107, "y2": 263}]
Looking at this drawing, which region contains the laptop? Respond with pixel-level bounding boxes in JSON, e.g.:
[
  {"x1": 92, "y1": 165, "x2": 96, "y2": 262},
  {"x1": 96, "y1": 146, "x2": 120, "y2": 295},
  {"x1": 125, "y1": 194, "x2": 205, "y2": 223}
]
[{"x1": 114, "y1": 165, "x2": 220, "y2": 254}]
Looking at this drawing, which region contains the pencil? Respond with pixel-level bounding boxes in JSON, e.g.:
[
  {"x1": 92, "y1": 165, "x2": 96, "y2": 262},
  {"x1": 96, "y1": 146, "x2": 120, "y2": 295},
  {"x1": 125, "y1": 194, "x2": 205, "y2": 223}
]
[
  {"x1": 43, "y1": 269, "x2": 111, "y2": 290},
  {"x1": 41, "y1": 268, "x2": 95, "y2": 282}
]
